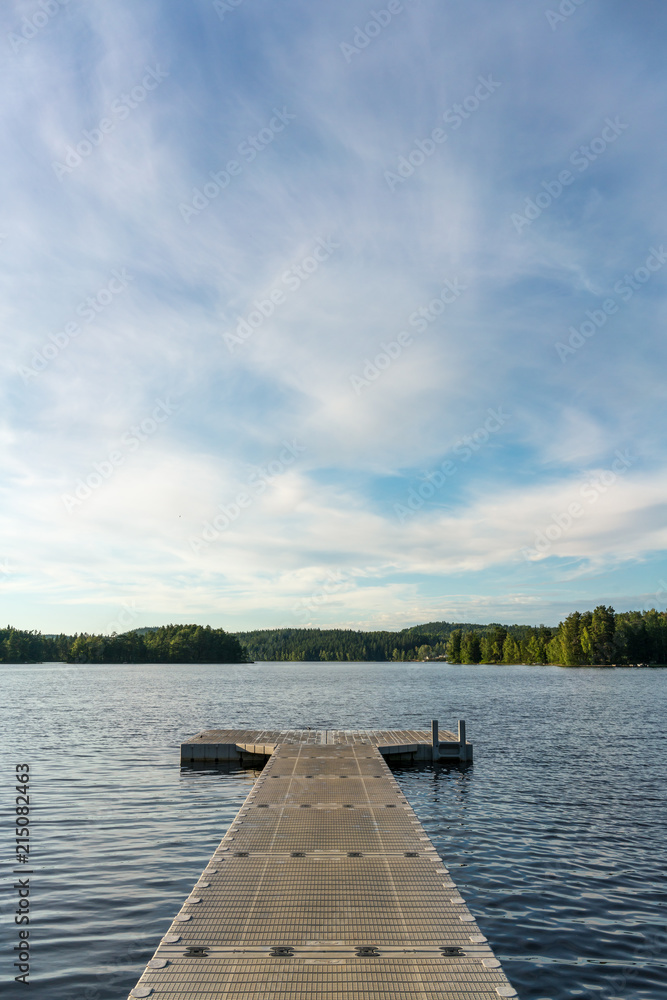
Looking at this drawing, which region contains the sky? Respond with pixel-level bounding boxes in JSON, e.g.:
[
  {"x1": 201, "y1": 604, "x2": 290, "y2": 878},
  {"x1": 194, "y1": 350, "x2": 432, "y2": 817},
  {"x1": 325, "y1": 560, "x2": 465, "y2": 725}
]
[{"x1": 1, "y1": 0, "x2": 667, "y2": 635}]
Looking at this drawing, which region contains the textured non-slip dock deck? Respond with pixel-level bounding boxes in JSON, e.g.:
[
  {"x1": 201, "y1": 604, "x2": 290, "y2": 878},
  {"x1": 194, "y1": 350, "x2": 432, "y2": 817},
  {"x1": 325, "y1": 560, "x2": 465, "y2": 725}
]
[
  {"x1": 128, "y1": 730, "x2": 516, "y2": 1000},
  {"x1": 180, "y1": 723, "x2": 472, "y2": 764}
]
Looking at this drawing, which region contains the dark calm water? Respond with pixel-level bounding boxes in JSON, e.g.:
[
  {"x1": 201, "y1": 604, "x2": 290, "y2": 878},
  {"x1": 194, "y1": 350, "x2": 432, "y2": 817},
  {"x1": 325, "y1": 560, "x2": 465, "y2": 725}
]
[{"x1": 1, "y1": 662, "x2": 666, "y2": 1000}]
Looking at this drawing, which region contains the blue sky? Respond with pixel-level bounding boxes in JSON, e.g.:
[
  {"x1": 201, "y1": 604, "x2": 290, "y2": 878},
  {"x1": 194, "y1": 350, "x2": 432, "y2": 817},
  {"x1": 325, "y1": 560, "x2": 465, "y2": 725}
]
[{"x1": 2, "y1": 0, "x2": 667, "y2": 634}]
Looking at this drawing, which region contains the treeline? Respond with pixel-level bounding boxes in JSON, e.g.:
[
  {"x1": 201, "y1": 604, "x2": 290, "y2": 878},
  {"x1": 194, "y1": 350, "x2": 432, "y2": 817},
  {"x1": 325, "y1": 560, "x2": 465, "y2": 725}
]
[
  {"x1": 237, "y1": 622, "x2": 546, "y2": 663},
  {"x1": 443, "y1": 607, "x2": 667, "y2": 665},
  {"x1": 0, "y1": 627, "x2": 70, "y2": 663},
  {"x1": 0, "y1": 624, "x2": 247, "y2": 664},
  {"x1": 547, "y1": 607, "x2": 667, "y2": 666},
  {"x1": 2, "y1": 609, "x2": 667, "y2": 665},
  {"x1": 445, "y1": 624, "x2": 552, "y2": 664},
  {"x1": 238, "y1": 608, "x2": 667, "y2": 665}
]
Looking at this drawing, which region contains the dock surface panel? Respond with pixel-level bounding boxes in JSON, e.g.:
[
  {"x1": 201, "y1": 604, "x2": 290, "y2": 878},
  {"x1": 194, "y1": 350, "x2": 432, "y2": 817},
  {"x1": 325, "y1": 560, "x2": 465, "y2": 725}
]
[
  {"x1": 128, "y1": 738, "x2": 515, "y2": 1000},
  {"x1": 181, "y1": 725, "x2": 472, "y2": 763}
]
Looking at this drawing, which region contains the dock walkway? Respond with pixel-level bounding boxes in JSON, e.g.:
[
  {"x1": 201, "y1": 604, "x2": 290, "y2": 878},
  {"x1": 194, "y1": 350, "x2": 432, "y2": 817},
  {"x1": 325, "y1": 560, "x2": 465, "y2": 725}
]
[
  {"x1": 128, "y1": 728, "x2": 517, "y2": 1000},
  {"x1": 180, "y1": 723, "x2": 472, "y2": 764}
]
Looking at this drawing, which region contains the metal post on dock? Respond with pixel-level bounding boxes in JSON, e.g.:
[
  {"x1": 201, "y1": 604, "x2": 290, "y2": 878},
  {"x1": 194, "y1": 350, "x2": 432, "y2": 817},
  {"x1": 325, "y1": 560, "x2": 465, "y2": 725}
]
[
  {"x1": 431, "y1": 719, "x2": 440, "y2": 761},
  {"x1": 458, "y1": 719, "x2": 466, "y2": 762}
]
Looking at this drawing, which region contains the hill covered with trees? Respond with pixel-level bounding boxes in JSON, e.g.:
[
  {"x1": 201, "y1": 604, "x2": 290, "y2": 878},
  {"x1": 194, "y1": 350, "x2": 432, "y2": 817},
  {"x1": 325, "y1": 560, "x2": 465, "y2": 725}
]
[
  {"x1": 237, "y1": 608, "x2": 667, "y2": 665},
  {"x1": 1, "y1": 608, "x2": 666, "y2": 664},
  {"x1": 0, "y1": 624, "x2": 247, "y2": 664},
  {"x1": 235, "y1": 622, "x2": 534, "y2": 662}
]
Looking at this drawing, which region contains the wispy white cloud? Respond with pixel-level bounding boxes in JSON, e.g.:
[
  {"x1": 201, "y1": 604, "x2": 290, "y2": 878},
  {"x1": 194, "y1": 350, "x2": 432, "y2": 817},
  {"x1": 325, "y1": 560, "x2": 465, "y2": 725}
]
[{"x1": 1, "y1": 0, "x2": 666, "y2": 631}]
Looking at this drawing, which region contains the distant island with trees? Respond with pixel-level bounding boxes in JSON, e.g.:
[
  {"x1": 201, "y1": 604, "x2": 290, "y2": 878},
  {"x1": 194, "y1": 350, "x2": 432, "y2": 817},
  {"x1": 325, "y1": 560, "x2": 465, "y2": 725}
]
[
  {"x1": 1, "y1": 607, "x2": 666, "y2": 665},
  {"x1": 0, "y1": 623, "x2": 247, "y2": 665}
]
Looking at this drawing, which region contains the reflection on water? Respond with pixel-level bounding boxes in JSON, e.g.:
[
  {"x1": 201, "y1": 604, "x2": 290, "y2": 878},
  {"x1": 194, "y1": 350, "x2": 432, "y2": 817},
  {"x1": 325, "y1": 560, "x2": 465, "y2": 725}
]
[{"x1": 1, "y1": 661, "x2": 665, "y2": 999}]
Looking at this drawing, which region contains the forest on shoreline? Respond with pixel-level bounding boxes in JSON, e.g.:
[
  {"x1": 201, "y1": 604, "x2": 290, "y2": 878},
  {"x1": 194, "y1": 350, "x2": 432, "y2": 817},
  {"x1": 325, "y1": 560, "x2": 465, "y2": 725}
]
[
  {"x1": 0, "y1": 623, "x2": 247, "y2": 664},
  {"x1": 237, "y1": 607, "x2": 667, "y2": 665},
  {"x1": 1, "y1": 606, "x2": 667, "y2": 664}
]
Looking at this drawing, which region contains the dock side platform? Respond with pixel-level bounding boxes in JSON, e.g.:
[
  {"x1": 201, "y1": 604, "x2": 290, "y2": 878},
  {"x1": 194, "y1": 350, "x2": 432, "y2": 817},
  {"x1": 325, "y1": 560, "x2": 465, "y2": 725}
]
[
  {"x1": 128, "y1": 729, "x2": 518, "y2": 1000},
  {"x1": 180, "y1": 722, "x2": 472, "y2": 764}
]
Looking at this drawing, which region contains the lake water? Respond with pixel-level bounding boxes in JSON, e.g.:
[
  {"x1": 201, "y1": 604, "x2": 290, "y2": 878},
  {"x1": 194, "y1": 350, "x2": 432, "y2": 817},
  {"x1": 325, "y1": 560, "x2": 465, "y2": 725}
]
[{"x1": 1, "y1": 661, "x2": 666, "y2": 999}]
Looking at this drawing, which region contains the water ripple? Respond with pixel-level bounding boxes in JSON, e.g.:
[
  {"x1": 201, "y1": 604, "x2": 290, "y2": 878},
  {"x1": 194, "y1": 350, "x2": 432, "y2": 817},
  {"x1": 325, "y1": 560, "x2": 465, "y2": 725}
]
[{"x1": 1, "y1": 661, "x2": 665, "y2": 999}]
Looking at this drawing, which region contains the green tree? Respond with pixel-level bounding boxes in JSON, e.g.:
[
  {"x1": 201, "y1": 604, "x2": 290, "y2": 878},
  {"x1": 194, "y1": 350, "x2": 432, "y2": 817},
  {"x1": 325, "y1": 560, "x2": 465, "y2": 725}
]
[
  {"x1": 643, "y1": 609, "x2": 667, "y2": 663},
  {"x1": 546, "y1": 634, "x2": 562, "y2": 663},
  {"x1": 480, "y1": 635, "x2": 494, "y2": 662},
  {"x1": 590, "y1": 605, "x2": 616, "y2": 663},
  {"x1": 461, "y1": 631, "x2": 481, "y2": 663},
  {"x1": 446, "y1": 629, "x2": 462, "y2": 663},
  {"x1": 502, "y1": 635, "x2": 520, "y2": 664},
  {"x1": 488, "y1": 626, "x2": 507, "y2": 663},
  {"x1": 557, "y1": 612, "x2": 585, "y2": 665},
  {"x1": 523, "y1": 635, "x2": 540, "y2": 663},
  {"x1": 580, "y1": 627, "x2": 593, "y2": 663}
]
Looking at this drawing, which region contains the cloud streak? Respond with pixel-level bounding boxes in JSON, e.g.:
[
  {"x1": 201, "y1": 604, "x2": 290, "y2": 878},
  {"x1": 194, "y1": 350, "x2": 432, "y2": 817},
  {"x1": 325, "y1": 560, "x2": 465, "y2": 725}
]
[{"x1": 1, "y1": 0, "x2": 667, "y2": 632}]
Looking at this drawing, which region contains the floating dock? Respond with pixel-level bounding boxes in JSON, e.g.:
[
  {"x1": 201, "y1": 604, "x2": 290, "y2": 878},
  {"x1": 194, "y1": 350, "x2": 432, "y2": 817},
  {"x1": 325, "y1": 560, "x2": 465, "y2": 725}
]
[
  {"x1": 128, "y1": 724, "x2": 518, "y2": 1000},
  {"x1": 180, "y1": 721, "x2": 472, "y2": 765}
]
